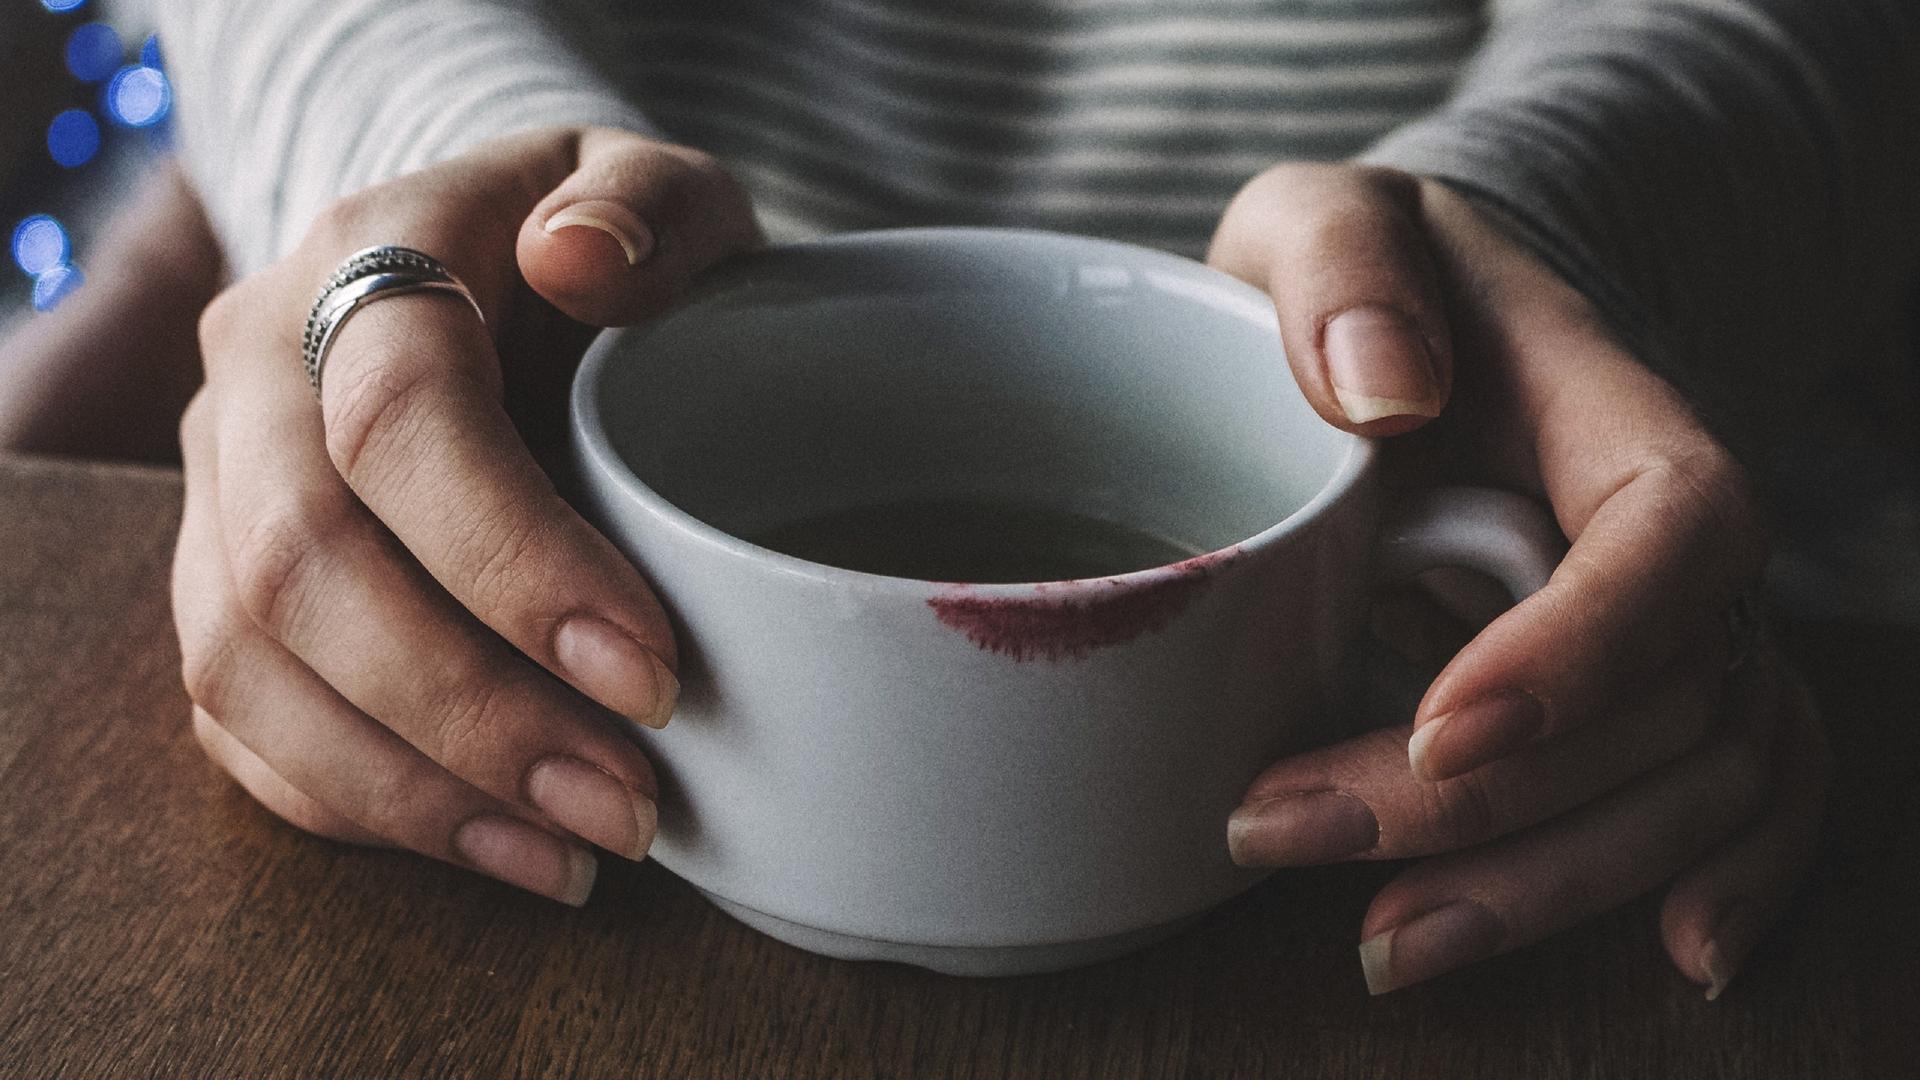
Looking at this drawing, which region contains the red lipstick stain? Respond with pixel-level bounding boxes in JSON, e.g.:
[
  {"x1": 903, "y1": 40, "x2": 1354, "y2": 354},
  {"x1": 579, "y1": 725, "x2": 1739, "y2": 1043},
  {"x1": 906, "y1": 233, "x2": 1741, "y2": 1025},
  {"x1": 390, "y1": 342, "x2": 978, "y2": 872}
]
[{"x1": 926, "y1": 550, "x2": 1236, "y2": 661}]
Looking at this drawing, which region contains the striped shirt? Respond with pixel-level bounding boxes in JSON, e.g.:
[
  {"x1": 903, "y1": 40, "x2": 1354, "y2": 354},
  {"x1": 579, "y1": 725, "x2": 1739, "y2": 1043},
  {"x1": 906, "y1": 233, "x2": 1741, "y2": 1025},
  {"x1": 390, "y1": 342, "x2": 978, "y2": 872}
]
[{"x1": 158, "y1": 0, "x2": 1920, "y2": 616}]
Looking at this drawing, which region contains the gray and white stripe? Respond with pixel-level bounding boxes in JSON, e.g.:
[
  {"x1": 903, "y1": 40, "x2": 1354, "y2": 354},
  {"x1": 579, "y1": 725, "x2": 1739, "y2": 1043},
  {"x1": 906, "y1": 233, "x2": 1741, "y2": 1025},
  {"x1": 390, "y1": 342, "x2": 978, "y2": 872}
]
[{"x1": 162, "y1": 0, "x2": 1487, "y2": 264}]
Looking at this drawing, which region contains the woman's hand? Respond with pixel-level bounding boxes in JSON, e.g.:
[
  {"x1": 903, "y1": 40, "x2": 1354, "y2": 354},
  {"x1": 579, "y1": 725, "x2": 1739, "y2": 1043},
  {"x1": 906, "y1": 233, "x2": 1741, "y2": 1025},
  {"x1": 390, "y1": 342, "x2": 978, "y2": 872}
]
[
  {"x1": 1208, "y1": 164, "x2": 1831, "y2": 997},
  {"x1": 171, "y1": 127, "x2": 760, "y2": 903}
]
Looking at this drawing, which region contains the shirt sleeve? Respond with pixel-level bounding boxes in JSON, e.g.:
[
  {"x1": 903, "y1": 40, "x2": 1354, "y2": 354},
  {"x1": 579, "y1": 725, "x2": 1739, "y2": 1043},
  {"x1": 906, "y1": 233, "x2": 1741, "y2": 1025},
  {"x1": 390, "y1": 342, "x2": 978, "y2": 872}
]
[
  {"x1": 157, "y1": 0, "x2": 652, "y2": 276},
  {"x1": 1362, "y1": 0, "x2": 1920, "y2": 485}
]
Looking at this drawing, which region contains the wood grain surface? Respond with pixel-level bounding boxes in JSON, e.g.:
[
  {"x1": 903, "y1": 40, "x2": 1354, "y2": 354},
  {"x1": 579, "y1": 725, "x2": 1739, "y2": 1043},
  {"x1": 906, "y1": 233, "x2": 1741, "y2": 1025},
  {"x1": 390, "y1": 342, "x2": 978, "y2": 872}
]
[{"x1": 1, "y1": 454, "x2": 1914, "y2": 1079}]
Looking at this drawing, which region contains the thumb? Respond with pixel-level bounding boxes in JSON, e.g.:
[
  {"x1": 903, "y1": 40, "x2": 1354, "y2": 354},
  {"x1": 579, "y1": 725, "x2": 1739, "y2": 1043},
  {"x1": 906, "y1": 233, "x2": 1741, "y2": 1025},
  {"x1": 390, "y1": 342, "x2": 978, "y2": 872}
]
[
  {"x1": 516, "y1": 127, "x2": 763, "y2": 327},
  {"x1": 1207, "y1": 164, "x2": 1452, "y2": 437}
]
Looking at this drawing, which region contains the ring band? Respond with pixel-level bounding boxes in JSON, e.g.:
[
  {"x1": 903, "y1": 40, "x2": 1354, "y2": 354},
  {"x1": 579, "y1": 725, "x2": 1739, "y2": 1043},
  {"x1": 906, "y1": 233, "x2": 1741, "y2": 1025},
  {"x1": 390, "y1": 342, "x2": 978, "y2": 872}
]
[{"x1": 301, "y1": 245, "x2": 484, "y2": 394}]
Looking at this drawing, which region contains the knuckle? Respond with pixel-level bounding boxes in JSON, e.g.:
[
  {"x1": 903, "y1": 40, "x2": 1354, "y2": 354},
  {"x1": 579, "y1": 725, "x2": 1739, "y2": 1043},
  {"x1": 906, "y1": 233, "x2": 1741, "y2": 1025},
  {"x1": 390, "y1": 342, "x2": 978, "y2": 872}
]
[
  {"x1": 178, "y1": 616, "x2": 244, "y2": 713},
  {"x1": 227, "y1": 490, "x2": 353, "y2": 635},
  {"x1": 323, "y1": 357, "x2": 443, "y2": 483},
  {"x1": 306, "y1": 190, "x2": 383, "y2": 252},
  {"x1": 196, "y1": 286, "x2": 249, "y2": 357},
  {"x1": 352, "y1": 759, "x2": 444, "y2": 841},
  {"x1": 1666, "y1": 444, "x2": 1769, "y2": 572},
  {"x1": 456, "y1": 503, "x2": 546, "y2": 613},
  {"x1": 425, "y1": 671, "x2": 532, "y2": 787},
  {"x1": 1418, "y1": 774, "x2": 1501, "y2": 849}
]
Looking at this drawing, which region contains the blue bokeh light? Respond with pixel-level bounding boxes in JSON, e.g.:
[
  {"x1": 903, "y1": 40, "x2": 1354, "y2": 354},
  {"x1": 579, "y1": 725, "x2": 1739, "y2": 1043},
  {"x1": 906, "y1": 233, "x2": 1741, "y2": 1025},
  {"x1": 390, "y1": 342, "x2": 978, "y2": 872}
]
[
  {"x1": 47, "y1": 109, "x2": 102, "y2": 168},
  {"x1": 104, "y1": 65, "x2": 171, "y2": 128},
  {"x1": 41, "y1": 0, "x2": 89, "y2": 12},
  {"x1": 11, "y1": 216, "x2": 71, "y2": 277},
  {"x1": 141, "y1": 33, "x2": 164, "y2": 70},
  {"x1": 66, "y1": 23, "x2": 124, "y2": 83},
  {"x1": 32, "y1": 265, "x2": 86, "y2": 313}
]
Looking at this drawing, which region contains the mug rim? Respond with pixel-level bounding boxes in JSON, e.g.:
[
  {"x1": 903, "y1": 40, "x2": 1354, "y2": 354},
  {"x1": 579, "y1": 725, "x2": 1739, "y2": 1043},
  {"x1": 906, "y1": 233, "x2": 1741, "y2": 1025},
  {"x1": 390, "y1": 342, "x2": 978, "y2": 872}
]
[{"x1": 570, "y1": 226, "x2": 1377, "y2": 596}]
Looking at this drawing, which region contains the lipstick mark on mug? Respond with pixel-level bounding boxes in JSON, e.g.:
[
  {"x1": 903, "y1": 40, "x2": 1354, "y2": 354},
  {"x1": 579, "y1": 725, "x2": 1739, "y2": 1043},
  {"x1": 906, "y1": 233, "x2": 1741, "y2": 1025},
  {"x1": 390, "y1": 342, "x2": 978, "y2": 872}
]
[{"x1": 927, "y1": 549, "x2": 1237, "y2": 661}]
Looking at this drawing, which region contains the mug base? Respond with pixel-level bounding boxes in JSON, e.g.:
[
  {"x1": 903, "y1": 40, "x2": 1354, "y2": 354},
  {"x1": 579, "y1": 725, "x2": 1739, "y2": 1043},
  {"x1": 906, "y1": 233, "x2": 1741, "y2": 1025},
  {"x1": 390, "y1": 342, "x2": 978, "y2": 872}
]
[{"x1": 696, "y1": 889, "x2": 1204, "y2": 977}]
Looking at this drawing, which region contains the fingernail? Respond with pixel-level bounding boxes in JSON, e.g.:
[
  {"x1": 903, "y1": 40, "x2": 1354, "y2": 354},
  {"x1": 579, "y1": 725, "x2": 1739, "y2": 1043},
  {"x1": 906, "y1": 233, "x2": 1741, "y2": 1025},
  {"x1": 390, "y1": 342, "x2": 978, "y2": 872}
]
[
  {"x1": 1409, "y1": 689, "x2": 1544, "y2": 781},
  {"x1": 544, "y1": 200, "x2": 653, "y2": 265},
  {"x1": 555, "y1": 616, "x2": 679, "y2": 729},
  {"x1": 526, "y1": 756, "x2": 658, "y2": 861},
  {"x1": 1227, "y1": 790, "x2": 1379, "y2": 867},
  {"x1": 1323, "y1": 306, "x2": 1441, "y2": 424},
  {"x1": 1701, "y1": 900, "x2": 1750, "y2": 1002},
  {"x1": 1358, "y1": 899, "x2": 1505, "y2": 994},
  {"x1": 453, "y1": 814, "x2": 598, "y2": 906}
]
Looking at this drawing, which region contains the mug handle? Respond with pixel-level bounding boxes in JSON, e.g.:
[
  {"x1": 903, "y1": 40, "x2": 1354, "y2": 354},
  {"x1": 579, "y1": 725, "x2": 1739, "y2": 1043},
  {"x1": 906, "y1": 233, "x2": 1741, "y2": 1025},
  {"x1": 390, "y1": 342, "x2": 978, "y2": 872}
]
[
  {"x1": 1360, "y1": 487, "x2": 1565, "y2": 720},
  {"x1": 1376, "y1": 487, "x2": 1564, "y2": 601}
]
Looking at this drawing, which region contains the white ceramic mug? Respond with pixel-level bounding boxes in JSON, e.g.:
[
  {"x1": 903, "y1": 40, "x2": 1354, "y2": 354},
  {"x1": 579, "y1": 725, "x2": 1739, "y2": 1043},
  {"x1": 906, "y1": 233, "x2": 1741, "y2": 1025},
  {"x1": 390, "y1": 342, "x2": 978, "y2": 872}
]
[{"x1": 570, "y1": 228, "x2": 1563, "y2": 976}]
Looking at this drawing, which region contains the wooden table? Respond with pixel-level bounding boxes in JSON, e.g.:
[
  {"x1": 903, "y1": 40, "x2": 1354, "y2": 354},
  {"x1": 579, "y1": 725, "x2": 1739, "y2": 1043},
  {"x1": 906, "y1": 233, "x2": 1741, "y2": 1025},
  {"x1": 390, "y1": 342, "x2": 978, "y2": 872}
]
[{"x1": 2, "y1": 453, "x2": 1915, "y2": 1078}]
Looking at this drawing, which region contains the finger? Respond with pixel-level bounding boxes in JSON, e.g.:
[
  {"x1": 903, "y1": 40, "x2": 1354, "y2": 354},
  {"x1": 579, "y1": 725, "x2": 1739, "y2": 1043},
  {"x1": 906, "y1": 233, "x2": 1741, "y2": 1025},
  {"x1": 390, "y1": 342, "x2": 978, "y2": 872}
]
[
  {"x1": 1228, "y1": 646, "x2": 1723, "y2": 866},
  {"x1": 1408, "y1": 395, "x2": 1764, "y2": 781},
  {"x1": 517, "y1": 127, "x2": 762, "y2": 326},
  {"x1": 175, "y1": 394, "x2": 383, "y2": 847},
  {"x1": 291, "y1": 140, "x2": 740, "y2": 728},
  {"x1": 173, "y1": 412, "x2": 605, "y2": 903},
  {"x1": 1370, "y1": 183, "x2": 1771, "y2": 781},
  {"x1": 1351, "y1": 712, "x2": 1774, "y2": 995},
  {"x1": 197, "y1": 306, "x2": 661, "y2": 860},
  {"x1": 1207, "y1": 163, "x2": 1451, "y2": 435},
  {"x1": 315, "y1": 282, "x2": 682, "y2": 730},
  {"x1": 1660, "y1": 657, "x2": 1830, "y2": 1000},
  {"x1": 188, "y1": 662, "x2": 600, "y2": 907},
  {"x1": 192, "y1": 707, "x2": 391, "y2": 848}
]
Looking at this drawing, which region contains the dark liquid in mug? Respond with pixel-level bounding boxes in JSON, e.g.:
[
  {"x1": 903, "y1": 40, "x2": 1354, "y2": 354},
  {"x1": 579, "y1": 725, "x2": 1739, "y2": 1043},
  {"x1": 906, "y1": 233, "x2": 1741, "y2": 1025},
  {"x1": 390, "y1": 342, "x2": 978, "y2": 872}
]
[{"x1": 748, "y1": 498, "x2": 1197, "y2": 583}]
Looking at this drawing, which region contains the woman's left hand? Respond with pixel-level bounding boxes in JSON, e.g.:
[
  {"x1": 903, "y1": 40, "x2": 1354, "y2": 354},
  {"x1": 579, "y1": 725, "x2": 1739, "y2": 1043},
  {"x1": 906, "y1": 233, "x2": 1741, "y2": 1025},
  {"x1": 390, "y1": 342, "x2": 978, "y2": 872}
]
[{"x1": 1207, "y1": 163, "x2": 1831, "y2": 997}]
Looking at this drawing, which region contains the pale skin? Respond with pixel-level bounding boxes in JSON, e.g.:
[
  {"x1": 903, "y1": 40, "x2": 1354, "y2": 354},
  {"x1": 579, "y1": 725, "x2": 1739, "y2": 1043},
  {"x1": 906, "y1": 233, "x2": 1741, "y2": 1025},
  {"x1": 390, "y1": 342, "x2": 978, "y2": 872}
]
[
  {"x1": 1207, "y1": 165, "x2": 1828, "y2": 996},
  {"x1": 29, "y1": 125, "x2": 1823, "y2": 996}
]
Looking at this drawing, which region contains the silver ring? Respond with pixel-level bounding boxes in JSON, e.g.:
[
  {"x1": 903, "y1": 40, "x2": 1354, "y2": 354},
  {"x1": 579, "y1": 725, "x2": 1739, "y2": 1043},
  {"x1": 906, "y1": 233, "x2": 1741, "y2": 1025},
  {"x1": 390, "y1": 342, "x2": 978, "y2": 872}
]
[{"x1": 301, "y1": 245, "x2": 484, "y2": 395}]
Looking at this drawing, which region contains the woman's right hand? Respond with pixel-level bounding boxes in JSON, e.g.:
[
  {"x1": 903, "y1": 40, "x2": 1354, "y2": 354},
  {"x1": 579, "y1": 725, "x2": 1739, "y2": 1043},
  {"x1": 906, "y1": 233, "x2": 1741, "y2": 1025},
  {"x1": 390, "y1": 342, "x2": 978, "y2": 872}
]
[{"x1": 171, "y1": 127, "x2": 761, "y2": 903}]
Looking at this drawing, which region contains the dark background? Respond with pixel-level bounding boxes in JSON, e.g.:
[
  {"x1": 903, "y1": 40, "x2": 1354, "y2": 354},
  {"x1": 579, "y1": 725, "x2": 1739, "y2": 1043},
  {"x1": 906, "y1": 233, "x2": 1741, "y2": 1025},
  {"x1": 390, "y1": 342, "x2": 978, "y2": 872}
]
[{"x1": 1, "y1": 0, "x2": 167, "y2": 331}]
